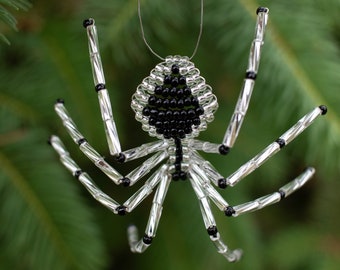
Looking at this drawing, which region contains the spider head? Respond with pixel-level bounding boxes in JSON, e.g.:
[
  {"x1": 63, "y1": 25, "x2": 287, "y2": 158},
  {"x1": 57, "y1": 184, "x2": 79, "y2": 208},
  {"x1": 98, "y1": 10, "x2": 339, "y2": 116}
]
[{"x1": 131, "y1": 56, "x2": 218, "y2": 140}]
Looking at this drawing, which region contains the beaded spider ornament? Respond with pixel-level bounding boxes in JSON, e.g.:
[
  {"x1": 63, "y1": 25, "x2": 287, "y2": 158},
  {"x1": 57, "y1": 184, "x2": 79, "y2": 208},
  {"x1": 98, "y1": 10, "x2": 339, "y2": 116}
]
[{"x1": 49, "y1": 5, "x2": 327, "y2": 262}]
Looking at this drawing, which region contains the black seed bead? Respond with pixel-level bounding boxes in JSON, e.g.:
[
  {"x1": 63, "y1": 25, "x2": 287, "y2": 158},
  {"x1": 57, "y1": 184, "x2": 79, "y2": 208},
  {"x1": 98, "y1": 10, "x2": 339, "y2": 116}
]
[
  {"x1": 74, "y1": 170, "x2": 82, "y2": 179},
  {"x1": 176, "y1": 88, "x2": 184, "y2": 98},
  {"x1": 170, "y1": 87, "x2": 177, "y2": 97},
  {"x1": 158, "y1": 110, "x2": 165, "y2": 119},
  {"x1": 183, "y1": 87, "x2": 192, "y2": 96},
  {"x1": 77, "y1": 138, "x2": 87, "y2": 145},
  {"x1": 156, "y1": 128, "x2": 164, "y2": 134},
  {"x1": 170, "y1": 120, "x2": 177, "y2": 128},
  {"x1": 177, "y1": 99, "x2": 184, "y2": 108},
  {"x1": 162, "y1": 87, "x2": 169, "y2": 97},
  {"x1": 191, "y1": 97, "x2": 199, "y2": 106},
  {"x1": 245, "y1": 71, "x2": 257, "y2": 80},
  {"x1": 162, "y1": 99, "x2": 169, "y2": 108},
  {"x1": 218, "y1": 178, "x2": 227, "y2": 189},
  {"x1": 186, "y1": 119, "x2": 193, "y2": 127},
  {"x1": 256, "y1": 6, "x2": 268, "y2": 14},
  {"x1": 83, "y1": 18, "x2": 94, "y2": 28},
  {"x1": 173, "y1": 111, "x2": 180, "y2": 119},
  {"x1": 184, "y1": 97, "x2": 192, "y2": 106},
  {"x1": 179, "y1": 171, "x2": 187, "y2": 180},
  {"x1": 148, "y1": 96, "x2": 156, "y2": 105},
  {"x1": 178, "y1": 120, "x2": 185, "y2": 128},
  {"x1": 148, "y1": 117, "x2": 156, "y2": 126},
  {"x1": 178, "y1": 130, "x2": 185, "y2": 138},
  {"x1": 171, "y1": 77, "x2": 179, "y2": 87},
  {"x1": 56, "y1": 98, "x2": 65, "y2": 104},
  {"x1": 192, "y1": 118, "x2": 201, "y2": 126},
  {"x1": 164, "y1": 75, "x2": 172, "y2": 84},
  {"x1": 155, "y1": 98, "x2": 163, "y2": 107},
  {"x1": 275, "y1": 138, "x2": 286, "y2": 148},
  {"x1": 115, "y1": 153, "x2": 126, "y2": 163},
  {"x1": 184, "y1": 127, "x2": 192, "y2": 134},
  {"x1": 172, "y1": 172, "x2": 180, "y2": 181},
  {"x1": 196, "y1": 106, "x2": 204, "y2": 116},
  {"x1": 225, "y1": 206, "x2": 236, "y2": 217},
  {"x1": 165, "y1": 110, "x2": 173, "y2": 119},
  {"x1": 319, "y1": 105, "x2": 327, "y2": 115},
  {"x1": 150, "y1": 109, "x2": 158, "y2": 117},
  {"x1": 155, "y1": 85, "x2": 163, "y2": 95},
  {"x1": 179, "y1": 76, "x2": 186, "y2": 85},
  {"x1": 142, "y1": 107, "x2": 150, "y2": 116},
  {"x1": 187, "y1": 109, "x2": 196, "y2": 118},
  {"x1": 143, "y1": 234, "x2": 153, "y2": 245},
  {"x1": 169, "y1": 98, "x2": 177, "y2": 108},
  {"x1": 171, "y1": 64, "x2": 180, "y2": 74},
  {"x1": 116, "y1": 205, "x2": 127, "y2": 216},
  {"x1": 121, "y1": 177, "x2": 131, "y2": 187},
  {"x1": 207, "y1": 225, "x2": 218, "y2": 236},
  {"x1": 155, "y1": 121, "x2": 163, "y2": 128},
  {"x1": 278, "y1": 189, "x2": 286, "y2": 199},
  {"x1": 163, "y1": 120, "x2": 170, "y2": 128},
  {"x1": 218, "y1": 144, "x2": 230, "y2": 155},
  {"x1": 171, "y1": 129, "x2": 178, "y2": 137},
  {"x1": 95, "y1": 83, "x2": 106, "y2": 92}
]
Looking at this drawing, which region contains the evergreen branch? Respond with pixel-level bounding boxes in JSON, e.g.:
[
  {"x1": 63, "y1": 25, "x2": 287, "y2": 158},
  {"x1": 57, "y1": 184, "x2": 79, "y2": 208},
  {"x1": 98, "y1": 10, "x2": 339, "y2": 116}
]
[{"x1": 0, "y1": 150, "x2": 80, "y2": 269}]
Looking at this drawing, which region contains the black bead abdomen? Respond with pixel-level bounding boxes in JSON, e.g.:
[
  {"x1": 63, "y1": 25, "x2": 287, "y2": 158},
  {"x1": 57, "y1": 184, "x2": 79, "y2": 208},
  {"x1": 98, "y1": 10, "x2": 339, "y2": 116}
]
[{"x1": 142, "y1": 64, "x2": 204, "y2": 140}]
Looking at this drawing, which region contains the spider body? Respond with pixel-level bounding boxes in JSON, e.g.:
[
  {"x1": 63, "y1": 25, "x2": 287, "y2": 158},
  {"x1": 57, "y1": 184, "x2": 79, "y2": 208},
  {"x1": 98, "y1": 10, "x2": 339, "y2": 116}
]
[
  {"x1": 131, "y1": 56, "x2": 218, "y2": 181},
  {"x1": 50, "y1": 7, "x2": 327, "y2": 262}
]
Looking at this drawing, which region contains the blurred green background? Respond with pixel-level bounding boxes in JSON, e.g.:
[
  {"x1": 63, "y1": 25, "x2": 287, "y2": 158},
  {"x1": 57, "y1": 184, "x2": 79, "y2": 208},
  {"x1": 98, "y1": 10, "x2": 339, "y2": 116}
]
[{"x1": 1, "y1": 0, "x2": 340, "y2": 269}]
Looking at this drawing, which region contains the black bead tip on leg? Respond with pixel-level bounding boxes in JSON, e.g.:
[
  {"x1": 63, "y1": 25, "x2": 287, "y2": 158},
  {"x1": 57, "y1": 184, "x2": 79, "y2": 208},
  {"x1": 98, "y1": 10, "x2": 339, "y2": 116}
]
[
  {"x1": 275, "y1": 138, "x2": 286, "y2": 149},
  {"x1": 218, "y1": 178, "x2": 228, "y2": 189},
  {"x1": 207, "y1": 225, "x2": 218, "y2": 238},
  {"x1": 120, "y1": 177, "x2": 131, "y2": 187},
  {"x1": 319, "y1": 105, "x2": 328, "y2": 115},
  {"x1": 256, "y1": 7, "x2": 269, "y2": 15},
  {"x1": 218, "y1": 144, "x2": 230, "y2": 155},
  {"x1": 116, "y1": 205, "x2": 127, "y2": 216},
  {"x1": 83, "y1": 18, "x2": 94, "y2": 28},
  {"x1": 55, "y1": 98, "x2": 65, "y2": 104},
  {"x1": 224, "y1": 206, "x2": 236, "y2": 217},
  {"x1": 95, "y1": 83, "x2": 106, "y2": 92},
  {"x1": 142, "y1": 234, "x2": 153, "y2": 245}
]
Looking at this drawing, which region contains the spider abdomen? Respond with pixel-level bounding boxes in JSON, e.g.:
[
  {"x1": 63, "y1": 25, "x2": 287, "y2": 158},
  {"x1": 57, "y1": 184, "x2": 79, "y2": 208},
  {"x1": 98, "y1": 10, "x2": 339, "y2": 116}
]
[{"x1": 132, "y1": 56, "x2": 219, "y2": 140}]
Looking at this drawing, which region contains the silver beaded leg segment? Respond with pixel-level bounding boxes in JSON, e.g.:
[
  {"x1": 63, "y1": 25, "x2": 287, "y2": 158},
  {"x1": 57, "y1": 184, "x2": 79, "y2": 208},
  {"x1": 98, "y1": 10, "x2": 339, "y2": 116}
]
[
  {"x1": 226, "y1": 106, "x2": 326, "y2": 187},
  {"x1": 128, "y1": 170, "x2": 171, "y2": 253},
  {"x1": 188, "y1": 169, "x2": 242, "y2": 262},
  {"x1": 83, "y1": 18, "x2": 121, "y2": 156},
  {"x1": 221, "y1": 7, "x2": 269, "y2": 152},
  {"x1": 225, "y1": 167, "x2": 315, "y2": 217}
]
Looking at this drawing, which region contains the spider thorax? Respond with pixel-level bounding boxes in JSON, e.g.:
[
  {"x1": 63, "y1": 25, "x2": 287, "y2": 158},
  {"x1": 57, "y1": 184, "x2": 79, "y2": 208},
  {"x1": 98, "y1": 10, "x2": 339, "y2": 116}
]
[{"x1": 131, "y1": 55, "x2": 218, "y2": 179}]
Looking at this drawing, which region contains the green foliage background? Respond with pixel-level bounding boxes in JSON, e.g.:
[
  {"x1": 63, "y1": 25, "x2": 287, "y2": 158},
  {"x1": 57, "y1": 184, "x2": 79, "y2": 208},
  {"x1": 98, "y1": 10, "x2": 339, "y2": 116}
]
[{"x1": 1, "y1": 0, "x2": 340, "y2": 269}]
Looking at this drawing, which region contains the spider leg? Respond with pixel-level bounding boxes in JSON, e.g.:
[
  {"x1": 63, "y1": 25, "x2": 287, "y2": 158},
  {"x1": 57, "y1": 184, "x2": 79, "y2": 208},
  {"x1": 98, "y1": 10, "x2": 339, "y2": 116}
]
[
  {"x1": 226, "y1": 106, "x2": 326, "y2": 187},
  {"x1": 54, "y1": 100, "x2": 168, "y2": 187},
  {"x1": 225, "y1": 167, "x2": 315, "y2": 217},
  {"x1": 188, "y1": 168, "x2": 242, "y2": 262},
  {"x1": 128, "y1": 169, "x2": 171, "y2": 253},
  {"x1": 220, "y1": 7, "x2": 269, "y2": 154},
  {"x1": 83, "y1": 18, "x2": 121, "y2": 156},
  {"x1": 49, "y1": 135, "x2": 121, "y2": 212},
  {"x1": 54, "y1": 100, "x2": 122, "y2": 184},
  {"x1": 50, "y1": 135, "x2": 168, "y2": 217}
]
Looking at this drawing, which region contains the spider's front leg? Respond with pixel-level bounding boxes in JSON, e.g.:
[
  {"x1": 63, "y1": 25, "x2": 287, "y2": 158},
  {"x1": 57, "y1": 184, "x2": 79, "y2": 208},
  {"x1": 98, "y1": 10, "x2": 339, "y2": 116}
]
[
  {"x1": 192, "y1": 7, "x2": 269, "y2": 155},
  {"x1": 83, "y1": 18, "x2": 121, "y2": 157}
]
